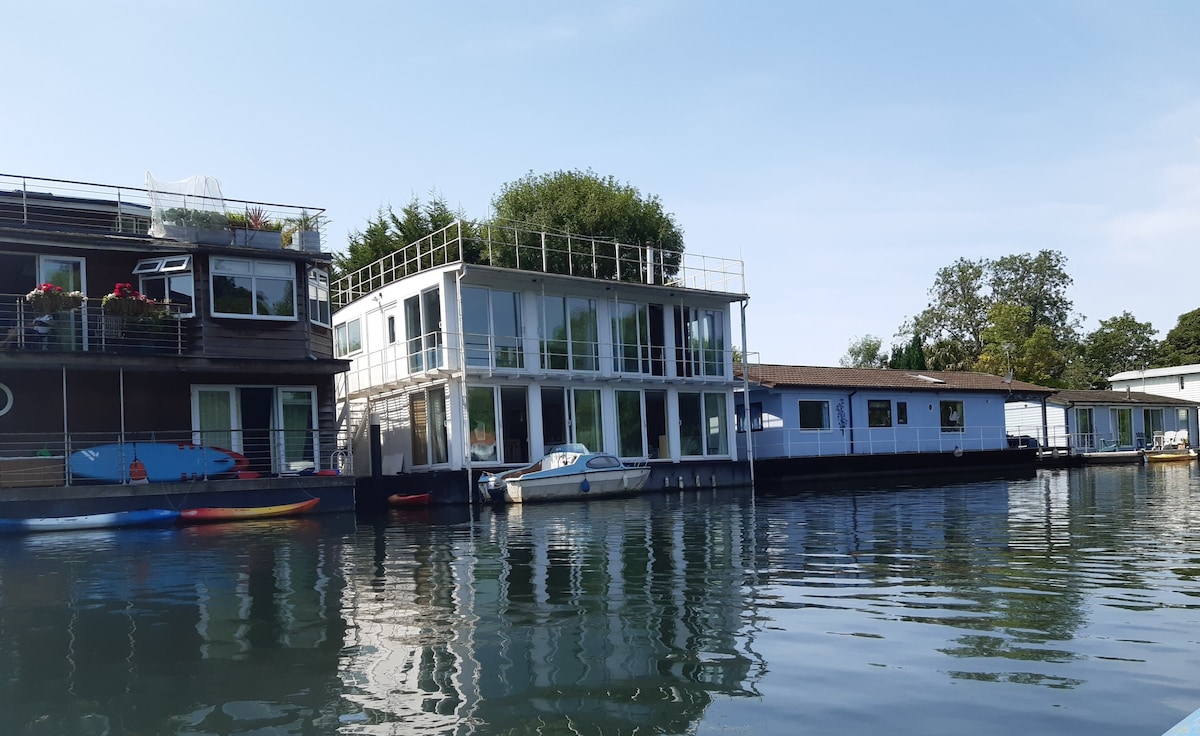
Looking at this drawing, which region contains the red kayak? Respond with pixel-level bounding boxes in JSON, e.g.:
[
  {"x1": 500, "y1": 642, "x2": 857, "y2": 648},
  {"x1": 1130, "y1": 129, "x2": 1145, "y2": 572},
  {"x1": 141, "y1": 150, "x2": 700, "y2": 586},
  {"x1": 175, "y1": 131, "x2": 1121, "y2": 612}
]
[
  {"x1": 388, "y1": 493, "x2": 430, "y2": 507},
  {"x1": 181, "y1": 497, "x2": 319, "y2": 522}
]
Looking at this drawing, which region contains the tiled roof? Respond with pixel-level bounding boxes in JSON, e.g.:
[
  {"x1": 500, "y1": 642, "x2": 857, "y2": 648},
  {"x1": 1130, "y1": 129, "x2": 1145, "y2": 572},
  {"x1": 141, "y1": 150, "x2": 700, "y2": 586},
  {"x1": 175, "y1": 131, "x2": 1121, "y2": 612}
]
[
  {"x1": 735, "y1": 363, "x2": 1055, "y2": 395},
  {"x1": 1048, "y1": 389, "x2": 1200, "y2": 407}
]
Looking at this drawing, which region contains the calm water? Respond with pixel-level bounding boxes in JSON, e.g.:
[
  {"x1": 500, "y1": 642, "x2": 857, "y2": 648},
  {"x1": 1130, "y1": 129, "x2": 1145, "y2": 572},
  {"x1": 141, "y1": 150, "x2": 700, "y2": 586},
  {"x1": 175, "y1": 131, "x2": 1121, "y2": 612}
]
[{"x1": 2, "y1": 465, "x2": 1200, "y2": 735}]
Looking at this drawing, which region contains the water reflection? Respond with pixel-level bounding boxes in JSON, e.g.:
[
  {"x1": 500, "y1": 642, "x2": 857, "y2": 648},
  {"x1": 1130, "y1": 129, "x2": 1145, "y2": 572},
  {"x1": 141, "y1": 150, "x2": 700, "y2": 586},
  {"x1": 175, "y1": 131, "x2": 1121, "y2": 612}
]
[
  {"x1": 1, "y1": 469, "x2": 1200, "y2": 735},
  {"x1": 337, "y1": 491, "x2": 766, "y2": 734}
]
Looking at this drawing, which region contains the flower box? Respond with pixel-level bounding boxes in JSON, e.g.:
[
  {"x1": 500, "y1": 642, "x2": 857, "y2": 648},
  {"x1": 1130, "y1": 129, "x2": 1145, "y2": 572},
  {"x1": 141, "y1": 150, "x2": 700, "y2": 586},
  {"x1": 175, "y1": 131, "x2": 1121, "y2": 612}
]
[
  {"x1": 26, "y1": 283, "x2": 85, "y2": 314},
  {"x1": 233, "y1": 228, "x2": 283, "y2": 249}
]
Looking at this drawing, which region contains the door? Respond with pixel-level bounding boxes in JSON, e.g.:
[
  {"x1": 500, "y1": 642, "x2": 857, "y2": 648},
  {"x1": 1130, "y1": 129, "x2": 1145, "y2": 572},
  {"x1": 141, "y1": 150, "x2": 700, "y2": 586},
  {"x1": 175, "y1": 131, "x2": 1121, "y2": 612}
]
[{"x1": 39, "y1": 255, "x2": 86, "y2": 350}]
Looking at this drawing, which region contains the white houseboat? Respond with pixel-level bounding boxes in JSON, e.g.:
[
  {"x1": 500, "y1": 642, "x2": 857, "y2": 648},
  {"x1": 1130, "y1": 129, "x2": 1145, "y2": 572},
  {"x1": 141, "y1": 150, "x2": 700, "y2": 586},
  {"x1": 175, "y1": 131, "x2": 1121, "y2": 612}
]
[{"x1": 331, "y1": 221, "x2": 750, "y2": 505}]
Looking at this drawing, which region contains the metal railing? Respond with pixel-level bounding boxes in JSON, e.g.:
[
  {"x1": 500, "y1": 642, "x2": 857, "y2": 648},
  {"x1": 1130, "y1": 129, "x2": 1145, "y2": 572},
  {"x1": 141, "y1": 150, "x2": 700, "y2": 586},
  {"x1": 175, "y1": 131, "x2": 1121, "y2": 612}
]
[
  {"x1": 742, "y1": 423, "x2": 1038, "y2": 458},
  {"x1": 333, "y1": 220, "x2": 746, "y2": 308},
  {"x1": 2, "y1": 296, "x2": 188, "y2": 356},
  {"x1": 0, "y1": 429, "x2": 348, "y2": 488},
  {"x1": 341, "y1": 328, "x2": 739, "y2": 399},
  {"x1": 0, "y1": 173, "x2": 327, "y2": 250}
]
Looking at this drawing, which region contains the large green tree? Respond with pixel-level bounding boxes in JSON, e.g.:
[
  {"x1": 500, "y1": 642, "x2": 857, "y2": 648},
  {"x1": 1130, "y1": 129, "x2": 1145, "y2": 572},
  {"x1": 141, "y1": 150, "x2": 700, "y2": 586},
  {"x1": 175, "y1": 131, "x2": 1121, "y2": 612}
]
[
  {"x1": 334, "y1": 194, "x2": 459, "y2": 280},
  {"x1": 839, "y1": 335, "x2": 887, "y2": 368},
  {"x1": 1156, "y1": 308, "x2": 1200, "y2": 366},
  {"x1": 489, "y1": 169, "x2": 685, "y2": 281},
  {"x1": 910, "y1": 258, "x2": 990, "y2": 370},
  {"x1": 1074, "y1": 312, "x2": 1158, "y2": 388}
]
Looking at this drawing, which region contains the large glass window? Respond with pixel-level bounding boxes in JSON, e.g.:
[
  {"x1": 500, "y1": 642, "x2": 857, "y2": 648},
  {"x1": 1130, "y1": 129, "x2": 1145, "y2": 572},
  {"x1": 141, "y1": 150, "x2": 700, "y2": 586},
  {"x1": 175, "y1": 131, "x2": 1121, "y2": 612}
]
[
  {"x1": 135, "y1": 255, "x2": 193, "y2": 316},
  {"x1": 798, "y1": 400, "x2": 830, "y2": 430},
  {"x1": 405, "y1": 287, "x2": 442, "y2": 373},
  {"x1": 467, "y1": 386, "x2": 498, "y2": 462},
  {"x1": 616, "y1": 390, "x2": 644, "y2": 458},
  {"x1": 1076, "y1": 407, "x2": 1095, "y2": 449},
  {"x1": 411, "y1": 387, "x2": 448, "y2": 466},
  {"x1": 464, "y1": 286, "x2": 523, "y2": 369},
  {"x1": 334, "y1": 318, "x2": 361, "y2": 357},
  {"x1": 192, "y1": 385, "x2": 318, "y2": 474},
  {"x1": 674, "y1": 307, "x2": 725, "y2": 377},
  {"x1": 211, "y1": 257, "x2": 296, "y2": 319},
  {"x1": 308, "y1": 268, "x2": 331, "y2": 327},
  {"x1": 613, "y1": 301, "x2": 651, "y2": 374},
  {"x1": 704, "y1": 393, "x2": 728, "y2": 455},
  {"x1": 1111, "y1": 407, "x2": 1133, "y2": 447},
  {"x1": 680, "y1": 391, "x2": 729, "y2": 457},
  {"x1": 868, "y1": 400, "x2": 892, "y2": 428},
  {"x1": 540, "y1": 295, "x2": 597, "y2": 371},
  {"x1": 573, "y1": 389, "x2": 603, "y2": 452}
]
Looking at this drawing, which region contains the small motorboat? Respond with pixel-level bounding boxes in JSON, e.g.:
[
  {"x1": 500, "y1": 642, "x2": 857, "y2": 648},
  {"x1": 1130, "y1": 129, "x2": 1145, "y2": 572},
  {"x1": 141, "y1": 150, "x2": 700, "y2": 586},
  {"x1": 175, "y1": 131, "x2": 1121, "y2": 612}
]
[
  {"x1": 180, "y1": 497, "x2": 319, "y2": 522},
  {"x1": 478, "y1": 444, "x2": 651, "y2": 504},
  {"x1": 1145, "y1": 449, "x2": 1198, "y2": 463},
  {"x1": 0, "y1": 508, "x2": 180, "y2": 533},
  {"x1": 388, "y1": 493, "x2": 431, "y2": 507}
]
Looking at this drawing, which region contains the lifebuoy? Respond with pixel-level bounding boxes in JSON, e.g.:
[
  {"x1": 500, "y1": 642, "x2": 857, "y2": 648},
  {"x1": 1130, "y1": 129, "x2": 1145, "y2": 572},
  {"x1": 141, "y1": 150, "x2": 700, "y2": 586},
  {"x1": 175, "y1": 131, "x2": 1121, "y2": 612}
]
[{"x1": 0, "y1": 383, "x2": 11, "y2": 417}]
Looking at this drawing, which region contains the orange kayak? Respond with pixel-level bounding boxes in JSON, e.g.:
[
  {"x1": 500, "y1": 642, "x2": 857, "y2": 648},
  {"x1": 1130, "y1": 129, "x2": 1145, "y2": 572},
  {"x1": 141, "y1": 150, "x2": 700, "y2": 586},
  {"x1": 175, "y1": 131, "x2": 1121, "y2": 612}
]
[
  {"x1": 388, "y1": 493, "x2": 430, "y2": 507},
  {"x1": 181, "y1": 497, "x2": 319, "y2": 522}
]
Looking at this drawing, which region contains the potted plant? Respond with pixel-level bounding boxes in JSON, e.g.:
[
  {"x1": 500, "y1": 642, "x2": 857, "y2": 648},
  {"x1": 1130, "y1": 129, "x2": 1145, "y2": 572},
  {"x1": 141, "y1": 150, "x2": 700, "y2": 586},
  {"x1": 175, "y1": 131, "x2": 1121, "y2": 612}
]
[
  {"x1": 26, "y1": 283, "x2": 85, "y2": 314},
  {"x1": 229, "y1": 206, "x2": 284, "y2": 249},
  {"x1": 282, "y1": 209, "x2": 321, "y2": 252},
  {"x1": 160, "y1": 207, "x2": 232, "y2": 245},
  {"x1": 101, "y1": 282, "x2": 160, "y2": 318}
]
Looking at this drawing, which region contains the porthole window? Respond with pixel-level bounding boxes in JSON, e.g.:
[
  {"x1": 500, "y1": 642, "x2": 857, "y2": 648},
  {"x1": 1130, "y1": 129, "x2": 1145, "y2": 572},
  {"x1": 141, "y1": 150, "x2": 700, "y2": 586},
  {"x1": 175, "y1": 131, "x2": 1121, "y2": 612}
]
[{"x1": 0, "y1": 383, "x2": 12, "y2": 417}]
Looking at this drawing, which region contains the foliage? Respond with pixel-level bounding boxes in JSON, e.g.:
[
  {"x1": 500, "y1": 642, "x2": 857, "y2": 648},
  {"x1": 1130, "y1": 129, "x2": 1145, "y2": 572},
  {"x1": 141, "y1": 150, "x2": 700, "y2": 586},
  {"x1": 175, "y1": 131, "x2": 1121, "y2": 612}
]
[
  {"x1": 334, "y1": 194, "x2": 461, "y2": 280},
  {"x1": 102, "y1": 282, "x2": 160, "y2": 317},
  {"x1": 839, "y1": 335, "x2": 887, "y2": 368},
  {"x1": 489, "y1": 169, "x2": 684, "y2": 281},
  {"x1": 1155, "y1": 308, "x2": 1200, "y2": 367},
  {"x1": 887, "y1": 333, "x2": 927, "y2": 370},
  {"x1": 163, "y1": 207, "x2": 229, "y2": 230},
  {"x1": 1074, "y1": 312, "x2": 1159, "y2": 388},
  {"x1": 910, "y1": 257, "x2": 990, "y2": 369},
  {"x1": 227, "y1": 206, "x2": 282, "y2": 232},
  {"x1": 26, "y1": 283, "x2": 85, "y2": 313},
  {"x1": 282, "y1": 209, "x2": 321, "y2": 248},
  {"x1": 976, "y1": 303, "x2": 1067, "y2": 386}
]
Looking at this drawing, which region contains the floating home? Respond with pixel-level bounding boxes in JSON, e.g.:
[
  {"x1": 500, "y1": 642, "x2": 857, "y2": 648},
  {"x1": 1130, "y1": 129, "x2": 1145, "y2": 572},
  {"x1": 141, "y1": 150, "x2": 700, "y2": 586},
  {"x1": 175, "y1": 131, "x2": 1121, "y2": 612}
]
[
  {"x1": 735, "y1": 364, "x2": 1055, "y2": 483},
  {"x1": 331, "y1": 221, "x2": 751, "y2": 505},
  {"x1": 0, "y1": 173, "x2": 353, "y2": 516}
]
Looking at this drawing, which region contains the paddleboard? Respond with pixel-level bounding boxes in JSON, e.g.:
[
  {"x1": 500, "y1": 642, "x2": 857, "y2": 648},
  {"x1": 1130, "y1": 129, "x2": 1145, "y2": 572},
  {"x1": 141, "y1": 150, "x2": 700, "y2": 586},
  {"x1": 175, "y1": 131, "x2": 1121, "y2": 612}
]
[
  {"x1": 0, "y1": 508, "x2": 180, "y2": 533},
  {"x1": 70, "y1": 443, "x2": 248, "y2": 483},
  {"x1": 180, "y1": 497, "x2": 319, "y2": 522}
]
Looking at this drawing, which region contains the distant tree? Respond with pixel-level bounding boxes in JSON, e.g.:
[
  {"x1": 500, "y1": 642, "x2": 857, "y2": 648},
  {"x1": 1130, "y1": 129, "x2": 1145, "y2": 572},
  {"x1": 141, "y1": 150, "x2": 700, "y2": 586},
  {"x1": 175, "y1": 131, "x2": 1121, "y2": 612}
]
[
  {"x1": 1154, "y1": 309, "x2": 1200, "y2": 367},
  {"x1": 490, "y1": 170, "x2": 685, "y2": 280},
  {"x1": 910, "y1": 258, "x2": 990, "y2": 370},
  {"x1": 1074, "y1": 312, "x2": 1159, "y2": 387},
  {"x1": 888, "y1": 332, "x2": 928, "y2": 370},
  {"x1": 989, "y1": 251, "x2": 1078, "y2": 339},
  {"x1": 976, "y1": 303, "x2": 1067, "y2": 386},
  {"x1": 840, "y1": 335, "x2": 888, "y2": 368},
  {"x1": 334, "y1": 194, "x2": 461, "y2": 280}
]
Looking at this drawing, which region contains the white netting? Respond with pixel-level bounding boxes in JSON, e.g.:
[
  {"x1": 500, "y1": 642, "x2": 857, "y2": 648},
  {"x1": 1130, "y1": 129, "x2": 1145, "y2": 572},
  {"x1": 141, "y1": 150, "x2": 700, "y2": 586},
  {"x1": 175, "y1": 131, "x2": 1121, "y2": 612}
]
[{"x1": 146, "y1": 172, "x2": 227, "y2": 238}]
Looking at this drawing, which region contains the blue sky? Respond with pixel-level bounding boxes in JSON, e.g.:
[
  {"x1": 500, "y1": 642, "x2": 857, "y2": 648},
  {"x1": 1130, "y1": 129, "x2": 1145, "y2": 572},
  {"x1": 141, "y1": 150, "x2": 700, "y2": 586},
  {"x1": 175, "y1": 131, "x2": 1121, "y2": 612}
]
[{"x1": 4, "y1": 1, "x2": 1199, "y2": 366}]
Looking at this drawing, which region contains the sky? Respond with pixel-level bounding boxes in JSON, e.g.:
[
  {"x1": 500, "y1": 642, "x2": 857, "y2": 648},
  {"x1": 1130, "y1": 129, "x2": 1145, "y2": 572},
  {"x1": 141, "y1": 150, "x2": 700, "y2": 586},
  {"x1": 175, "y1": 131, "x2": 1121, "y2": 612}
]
[{"x1": 3, "y1": 1, "x2": 1199, "y2": 366}]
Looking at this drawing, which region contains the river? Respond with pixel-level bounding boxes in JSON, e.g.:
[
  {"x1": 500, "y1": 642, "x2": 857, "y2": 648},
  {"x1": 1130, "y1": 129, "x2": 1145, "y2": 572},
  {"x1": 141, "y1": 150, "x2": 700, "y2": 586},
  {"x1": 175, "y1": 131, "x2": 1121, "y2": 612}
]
[{"x1": 1, "y1": 464, "x2": 1199, "y2": 735}]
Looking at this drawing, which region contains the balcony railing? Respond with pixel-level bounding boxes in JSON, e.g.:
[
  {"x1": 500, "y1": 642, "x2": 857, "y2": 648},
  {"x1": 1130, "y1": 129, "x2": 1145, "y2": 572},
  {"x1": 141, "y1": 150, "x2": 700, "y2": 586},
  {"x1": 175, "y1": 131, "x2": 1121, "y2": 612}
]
[
  {"x1": 0, "y1": 173, "x2": 327, "y2": 251},
  {"x1": 1, "y1": 296, "x2": 188, "y2": 356},
  {"x1": 0, "y1": 429, "x2": 348, "y2": 489},
  {"x1": 333, "y1": 220, "x2": 746, "y2": 308}
]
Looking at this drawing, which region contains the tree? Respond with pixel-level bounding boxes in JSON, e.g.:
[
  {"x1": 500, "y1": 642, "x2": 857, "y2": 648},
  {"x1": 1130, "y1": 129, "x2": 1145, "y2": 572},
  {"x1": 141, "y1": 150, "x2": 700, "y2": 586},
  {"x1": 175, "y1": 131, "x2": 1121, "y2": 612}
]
[
  {"x1": 976, "y1": 303, "x2": 1067, "y2": 386},
  {"x1": 490, "y1": 170, "x2": 685, "y2": 281},
  {"x1": 334, "y1": 194, "x2": 461, "y2": 280},
  {"x1": 910, "y1": 258, "x2": 990, "y2": 370},
  {"x1": 1074, "y1": 312, "x2": 1158, "y2": 388},
  {"x1": 840, "y1": 335, "x2": 887, "y2": 368},
  {"x1": 888, "y1": 332, "x2": 927, "y2": 370},
  {"x1": 1156, "y1": 308, "x2": 1200, "y2": 367}
]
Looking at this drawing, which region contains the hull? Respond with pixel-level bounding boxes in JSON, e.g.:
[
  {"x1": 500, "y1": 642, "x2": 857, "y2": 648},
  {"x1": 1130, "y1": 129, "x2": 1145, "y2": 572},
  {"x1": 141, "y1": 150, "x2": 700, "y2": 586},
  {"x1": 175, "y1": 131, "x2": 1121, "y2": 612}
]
[
  {"x1": 1078, "y1": 450, "x2": 1144, "y2": 465},
  {"x1": 180, "y1": 497, "x2": 319, "y2": 522},
  {"x1": 1146, "y1": 450, "x2": 1197, "y2": 463},
  {"x1": 506, "y1": 467, "x2": 651, "y2": 504},
  {"x1": 70, "y1": 443, "x2": 247, "y2": 483},
  {"x1": 0, "y1": 508, "x2": 179, "y2": 533}
]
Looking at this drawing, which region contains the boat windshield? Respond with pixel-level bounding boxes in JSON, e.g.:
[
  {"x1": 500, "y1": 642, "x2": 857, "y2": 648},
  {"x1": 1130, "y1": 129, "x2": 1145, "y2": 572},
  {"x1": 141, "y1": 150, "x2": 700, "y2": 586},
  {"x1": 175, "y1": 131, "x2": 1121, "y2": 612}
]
[
  {"x1": 585, "y1": 455, "x2": 622, "y2": 469},
  {"x1": 548, "y1": 443, "x2": 589, "y2": 455}
]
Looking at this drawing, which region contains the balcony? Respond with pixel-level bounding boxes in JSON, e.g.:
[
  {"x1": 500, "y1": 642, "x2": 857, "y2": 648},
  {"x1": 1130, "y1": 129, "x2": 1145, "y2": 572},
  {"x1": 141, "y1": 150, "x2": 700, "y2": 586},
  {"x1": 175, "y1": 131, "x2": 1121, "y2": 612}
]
[
  {"x1": 1, "y1": 296, "x2": 188, "y2": 356},
  {"x1": 333, "y1": 220, "x2": 746, "y2": 308},
  {"x1": 0, "y1": 173, "x2": 327, "y2": 252}
]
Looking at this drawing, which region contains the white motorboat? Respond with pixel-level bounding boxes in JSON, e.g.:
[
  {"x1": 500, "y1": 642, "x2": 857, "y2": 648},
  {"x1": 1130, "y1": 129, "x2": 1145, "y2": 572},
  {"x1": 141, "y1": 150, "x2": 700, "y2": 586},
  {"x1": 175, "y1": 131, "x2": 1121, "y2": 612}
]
[{"x1": 478, "y1": 444, "x2": 651, "y2": 504}]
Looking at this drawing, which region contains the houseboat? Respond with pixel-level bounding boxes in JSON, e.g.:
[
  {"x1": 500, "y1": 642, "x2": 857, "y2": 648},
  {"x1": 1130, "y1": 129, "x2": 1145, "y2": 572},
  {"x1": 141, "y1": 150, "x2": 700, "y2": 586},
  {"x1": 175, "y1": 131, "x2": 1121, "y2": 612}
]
[
  {"x1": 0, "y1": 173, "x2": 354, "y2": 518},
  {"x1": 331, "y1": 220, "x2": 752, "y2": 505},
  {"x1": 735, "y1": 364, "x2": 1056, "y2": 483},
  {"x1": 1006, "y1": 388, "x2": 1199, "y2": 464}
]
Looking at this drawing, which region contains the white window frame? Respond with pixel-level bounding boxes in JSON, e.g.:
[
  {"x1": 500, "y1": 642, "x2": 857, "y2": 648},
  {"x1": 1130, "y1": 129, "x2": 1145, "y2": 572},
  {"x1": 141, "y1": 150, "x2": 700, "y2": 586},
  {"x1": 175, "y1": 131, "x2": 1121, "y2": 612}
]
[
  {"x1": 135, "y1": 255, "x2": 194, "y2": 318},
  {"x1": 210, "y1": 257, "x2": 298, "y2": 321},
  {"x1": 334, "y1": 318, "x2": 362, "y2": 357},
  {"x1": 308, "y1": 267, "x2": 331, "y2": 327}
]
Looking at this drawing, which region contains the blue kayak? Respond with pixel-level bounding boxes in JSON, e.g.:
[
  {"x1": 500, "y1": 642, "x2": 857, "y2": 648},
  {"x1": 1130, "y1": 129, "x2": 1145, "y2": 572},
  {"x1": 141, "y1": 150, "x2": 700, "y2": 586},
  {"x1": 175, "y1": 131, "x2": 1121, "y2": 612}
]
[{"x1": 0, "y1": 509, "x2": 180, "y2": 533}]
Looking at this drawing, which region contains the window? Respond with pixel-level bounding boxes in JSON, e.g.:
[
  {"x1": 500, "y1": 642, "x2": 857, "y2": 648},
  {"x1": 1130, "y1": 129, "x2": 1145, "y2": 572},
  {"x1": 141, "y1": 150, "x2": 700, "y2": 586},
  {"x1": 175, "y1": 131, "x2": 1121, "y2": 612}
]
[
  {"x1": 387, "y1": 315, "x2": 396, "y2": 344},
  {"x1": 334, "y1": 318, "x2": 361, "y2": 356},
  {"x1": 410, "y1": 387, "x2": 448, "y2": 466},
  {"x1": 680, "y1": 392, "x2": 729, "y2": 456},
  {"x1": 736, "y1": 402, "x2": 763, "y2": 433},
  {"x1": 135, "y1": 255, "x2": 194, "y2": 316},
  {"x1": 612, "y1": 301, "x2": 666, "y2": 375},
  {"x1": 464, "y1": 286, "x2": 523, "y2": 369},
  {"x1": 467, "y1": 386, "x2": 498, "y2": 462},
  {"x1": 192, "y1": 385, "x2": 318, "y2": 475},
  {"x1": 1181, "y1": 377, "x2": 1186, "y2": 390},
  {"x1": 940, "y1": 400, "x2": 964, "y2": 433},
  {"x1": 540, "y1": 295, "x2": 597, "y2": 371},
  {"x1": 675, "y1": 307, "x2": 725, "y2": 377},
  {"x1": 868, "y1": 400, "x2": 892, "y2": 427},
  {"x1": 211, "y1": 257, "x2": 296, "y2": 319},
  {"x1": 307, "y1": 268, "x2": 331, "y2": 327},
  {"x1": 405, "y1": 288, "x2": 442, "y2": 373},
  {"x1": 1076, "y1": 407, "x2": 1095, "y2": 448},
  {"x1": 798, "y1": 400, "x2": 830, "y2": 430},
  {"x1": 1111, "y1": 407, "x2": 1133, "y2": 447},
  {"x1": 897, "y1": 401, "x2": 908, "y2": 425},
  {"x1": 616, "y1": 390, "x2": 644, "y2": 457}
]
